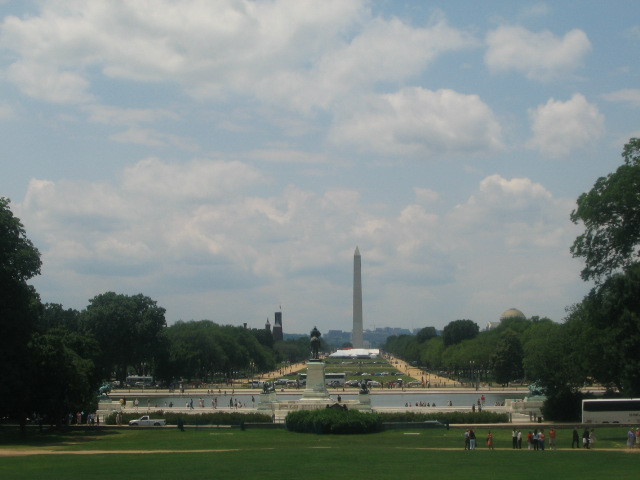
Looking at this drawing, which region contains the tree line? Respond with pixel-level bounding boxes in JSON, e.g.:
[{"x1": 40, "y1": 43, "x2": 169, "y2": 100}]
[
  {"x1": 386, "y1": 139, "x2": 640, "y2": 420},
  {"x1": 0, "y1": 205, "x2": 311, "y2": 428}
]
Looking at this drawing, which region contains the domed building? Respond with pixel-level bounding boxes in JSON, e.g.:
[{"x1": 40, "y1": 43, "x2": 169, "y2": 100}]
[
  {"x1": 486, "y1": 308, "x2": 526, "y2": 330},
  {"x1": 499, "y1": 308, "x2": 526, "y2": 321}
]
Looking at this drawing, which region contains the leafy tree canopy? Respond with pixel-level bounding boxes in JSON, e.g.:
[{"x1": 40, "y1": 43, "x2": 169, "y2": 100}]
[
  {"x1": 571, "y1": 138, "x2": 640, "y2": 283},
  {"x1": 442, "y1": 319, "x2": 479, "y2": 346},
  {"x1": 0, "y1": 197, "x2": 41, "y2": 283}
]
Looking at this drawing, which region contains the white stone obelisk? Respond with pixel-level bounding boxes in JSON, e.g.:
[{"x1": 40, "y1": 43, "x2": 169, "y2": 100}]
[{"x1": 352, "y1": 246, "x2": 364, "y2": 348}]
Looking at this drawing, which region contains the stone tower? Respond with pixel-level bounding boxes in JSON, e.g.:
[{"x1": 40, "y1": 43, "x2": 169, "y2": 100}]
[{"x1": 352, "y1": 246, "x2": 363, "y2": 348}]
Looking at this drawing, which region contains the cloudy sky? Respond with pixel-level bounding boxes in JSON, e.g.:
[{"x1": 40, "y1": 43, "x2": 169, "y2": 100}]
[{"x1": 1, "y1": 1, "x2": 639, "y2": 334}]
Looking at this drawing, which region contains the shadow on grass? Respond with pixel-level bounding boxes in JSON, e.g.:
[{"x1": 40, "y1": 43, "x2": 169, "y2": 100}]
[{"x1": 0, "y1": 426, "x2": 122, "y2": 447}]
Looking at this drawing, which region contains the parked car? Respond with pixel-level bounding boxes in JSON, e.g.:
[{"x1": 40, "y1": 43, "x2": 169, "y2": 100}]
[{"x1": 128, "y1": 415, "x2": 166, "y2": 426}]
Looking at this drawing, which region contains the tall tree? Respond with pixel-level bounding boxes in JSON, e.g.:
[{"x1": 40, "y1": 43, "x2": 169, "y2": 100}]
[
  {"x1": 491, "y1": 332, "x2": 524, "y2": 385},
  {"x1": 442, "y1": 319, "x2": 479, "y2": 346},
  {"x1": 82, "y1": 292, "x2": 166, "y2": 382},
  {"x1": 570, "y1": 138, "x2": 640, "y2": 283},
  {"x1": 416, "y1": 326, "x2": 437, "y2": 343},
  {"x1": 29, "y1": 330, "x2": 96, "y2": 426},
  {"x1": 572, "y1": 264, "x2": 640, "y2": 395},
  {"x1": 0, "y1": 198, "x2": 42, "y2": 426}
]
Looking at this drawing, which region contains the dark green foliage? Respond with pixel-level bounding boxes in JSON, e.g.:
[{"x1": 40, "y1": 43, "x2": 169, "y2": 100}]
[
  {"x1": 571, "y1": 138, "x2": 640, "y2": 283},
  {"x1": 0, "y1": 197, "x2": 41, "y2": 282},
  {"x1": 568, "y1": 264, "x2": 640, "y2": 395},
  {"x1": 0, "y1": 198, "x2": 42, "y2": 425},
  {"x1": 28, "y1": 331, "x2": 97, "y2": 425},
  {"x1": 491, "y1": 332, "x2": 524, "y2": 385},
  {"x1": 161, "y1": 320, "x2": 276, "y2": 383},
  {"x1": 541, "y1": 388, "x2": 583, "y2": 422},
  {"x1": 416, "y1": 326, "x2": 437, "y2": 343},
  {"x1": 105, "y1": 410, "x2": 272, "y2": 425},
  {"x1": 273, "y1": 337, "x2": 314, "y2": 364},
  {"x1": 378, "y1": 411, "x2": 509, "y2": 424},
  {"x1": 285, "y1": 408, "x2": 382, "y2": 434},
  {"x1": 82, "y1": 292, "x2": 167, "y2": 383},
  {"x1": 442, "y1": 319, "x2": 479, "y2": 347}
]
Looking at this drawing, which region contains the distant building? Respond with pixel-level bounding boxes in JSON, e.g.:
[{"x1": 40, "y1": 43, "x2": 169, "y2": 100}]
[
  {"x1": 486, "y1": 308, "x2": 526, "y2": 330},
  {"x1": 265, "y1": 318, "x2": 271, "y2": 333},
  {"x1": 272, "y1": 311, "x2": 283, "y2": 341}
]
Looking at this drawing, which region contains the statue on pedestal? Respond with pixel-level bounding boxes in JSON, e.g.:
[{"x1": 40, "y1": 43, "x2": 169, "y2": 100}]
[
  {"x1": 359, "y1": 380, "x2": 369, "y2": 394},
  {"x1": 310, "y1": 326, "x2": 321, "y2": 359}
]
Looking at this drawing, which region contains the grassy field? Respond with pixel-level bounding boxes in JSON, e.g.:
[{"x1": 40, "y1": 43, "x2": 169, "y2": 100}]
[{"x1": 1, "y1": 426, "x2": 637, "y2": 479}]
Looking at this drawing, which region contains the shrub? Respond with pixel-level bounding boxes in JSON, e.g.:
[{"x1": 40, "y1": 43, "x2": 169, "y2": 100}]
[
  {"x1": 378, "y1": 411, "x2": 509, "y2": 424},
  {"x1": 104, "y1": 411, "x2": 272, "y2": 425},
  {"x1": 285, "y1": 409, "x2": 382, "y2": 434}
]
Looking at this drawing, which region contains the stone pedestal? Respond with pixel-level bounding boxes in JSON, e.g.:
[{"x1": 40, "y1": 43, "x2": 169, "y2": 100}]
[
  {"x1": 256, "y1": 391, "x2": 278, "y2": 414},
  {"x1": 358, "y1": 393, "x2": 371, "y2": 409},
  {"x1": 302, "y1": 359, "x2": 330, "y2": 400}
]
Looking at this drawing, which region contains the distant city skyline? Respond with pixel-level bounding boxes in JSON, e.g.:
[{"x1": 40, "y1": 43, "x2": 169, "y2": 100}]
[{"x1": 1, "y1": 2, "x2": 639, "y2": 332}]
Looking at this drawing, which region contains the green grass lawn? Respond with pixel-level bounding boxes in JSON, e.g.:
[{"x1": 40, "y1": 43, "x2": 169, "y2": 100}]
[
  {"x1": 0, "y1": 426, "x2": 637, "y2": 479},
  {"x1": 323, "y1": 357, "x2": 414, "y2": 385}
]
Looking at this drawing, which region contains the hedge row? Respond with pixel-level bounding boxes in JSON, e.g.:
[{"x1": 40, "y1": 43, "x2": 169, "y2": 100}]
[
  {"x1": 377, "y1": 411, "x2": 509, "y2": 424},
  {"x1": 285, "y1": 409, "x2": 382, "y2": 434},
  {"x1": 105, "y1": 411, "x2": 272, "y2": 425}
]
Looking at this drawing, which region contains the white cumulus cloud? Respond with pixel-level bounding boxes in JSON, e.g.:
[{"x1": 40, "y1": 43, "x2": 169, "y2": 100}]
[
  {"x1": 485, "y1": 25, "x2": 591, "y2": 81},
  {"x1": 330, "y1": 88, "x2": 503, "y2": 157},
  {"x1": 527, "y1": 93, "x2": 604, "y2": 157}
]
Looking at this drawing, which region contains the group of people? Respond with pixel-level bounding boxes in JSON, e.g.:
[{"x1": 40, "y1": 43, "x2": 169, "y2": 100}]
[
  {"x1": 465, "y1": 427, "x2": 585, "y2": 450},
  {"x1": 627, "y1": 427, "x2": 640, "y2": 448},
  {"x1": 571, "y1": 427, "x2": 596, "y2": 449},
  {"x1": 509, "y1": 428, "x2": 556, "y2": 450}
]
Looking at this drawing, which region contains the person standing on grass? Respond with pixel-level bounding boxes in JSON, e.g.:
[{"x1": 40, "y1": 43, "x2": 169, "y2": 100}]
[
  {"x1": 583, "y1": 428, "x2": 590, "y2": 449},
  {"x1": 469, "y1": 429, "x2": 476, "y2": 450},
  {"x1": 486, "y1": 431, "x2": 494, "y2": 450},
  {"x1": 527, "y1": 431, "x2": 533, "y2": 450},
  {"x1": 549, "y1": 428, "x2": 556, "y2": 450},
  {"x1": 464, "y1": 429, "x2": 470, "y2": 450},
  {"x1": 572, "y1": 428, "x2": 580, "y2": 448},
  {"x1": 627, "y1": 428, "x2": 636, "y2": 448},
  {"x1": 538, "y1": 429, "x2": 545, "y2": 451},
  {"x1": 517, "y1": 430, "x2": 522, "y2": 449},
  {"x1": 533, "y1": 429, "x2": 539, "y2": 450},
  {"x1": 512, "y1": 428, "x2": 517, "y2": 449}
]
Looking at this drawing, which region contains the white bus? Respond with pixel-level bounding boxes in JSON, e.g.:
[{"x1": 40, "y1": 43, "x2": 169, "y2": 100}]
[
  {"x1": 582, "y1": 398, "x2": 640, "y2": 424},
  {"x1": 125, "y1": 375, "x2": 154, "y2": 387},
  {"x1": 299, "y1": 372, "x2": 346, "y2": 386}
]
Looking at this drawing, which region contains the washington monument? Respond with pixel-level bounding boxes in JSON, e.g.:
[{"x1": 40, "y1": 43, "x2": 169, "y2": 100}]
[{"x1": 352, "y1": 246, "x2": 363, "y2": 348}]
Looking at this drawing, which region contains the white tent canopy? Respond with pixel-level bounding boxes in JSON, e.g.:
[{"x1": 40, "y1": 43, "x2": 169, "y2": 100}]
[{"x1": 329, "y1": 348, "x2": 379, "y2": 358}]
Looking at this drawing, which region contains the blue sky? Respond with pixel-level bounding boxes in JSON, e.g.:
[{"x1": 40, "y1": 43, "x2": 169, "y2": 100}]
[{"x1": 1, "y1": 1, "x2": 639, "y2": 333}]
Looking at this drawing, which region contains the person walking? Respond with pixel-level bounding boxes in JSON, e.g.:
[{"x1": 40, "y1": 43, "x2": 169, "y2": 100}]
[{"x1": 486, "y1": 431, "x2": 494, "y2": 450}]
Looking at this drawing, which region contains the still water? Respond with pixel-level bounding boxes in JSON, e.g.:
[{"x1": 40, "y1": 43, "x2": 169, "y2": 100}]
[{"x1": 118, "y1": 391, "x2": 524, "y2": 409}]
